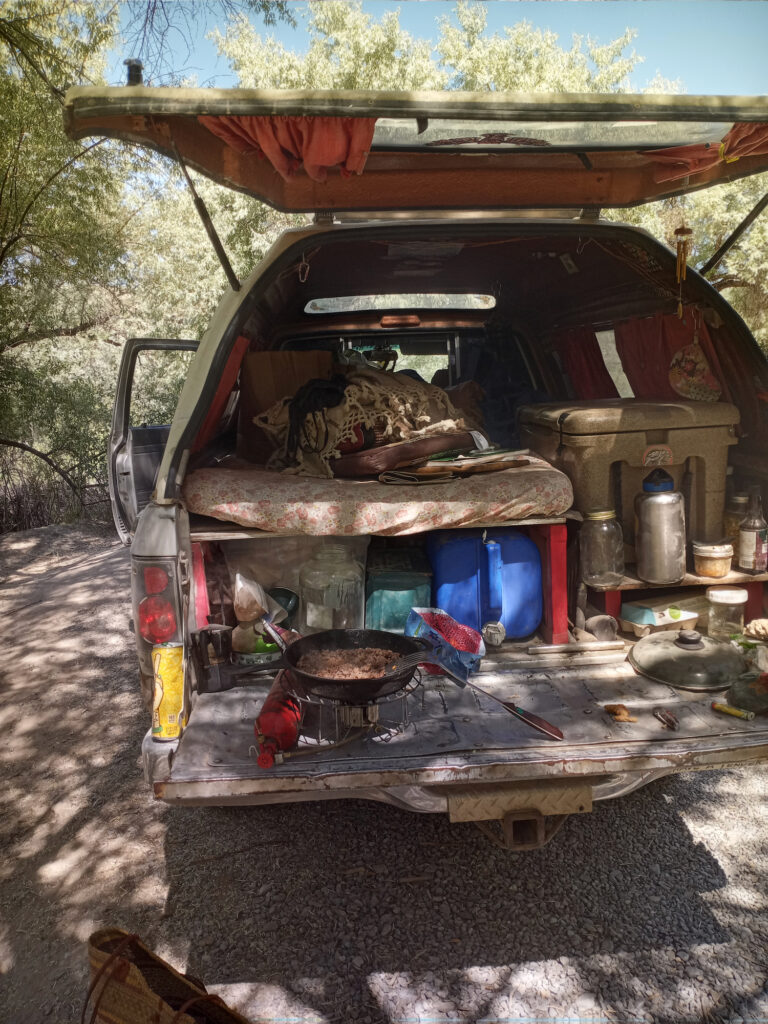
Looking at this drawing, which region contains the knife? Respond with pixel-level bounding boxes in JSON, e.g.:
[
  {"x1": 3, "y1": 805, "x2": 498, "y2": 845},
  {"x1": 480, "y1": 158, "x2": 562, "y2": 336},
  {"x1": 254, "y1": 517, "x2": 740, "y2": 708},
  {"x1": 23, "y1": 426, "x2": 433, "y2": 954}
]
[
  {"x1": 499, "y1": 701, "x2": 565, "y2": 741},
  {"x1": 470, "y1": 684, "x2": 564, "y2": 741}
]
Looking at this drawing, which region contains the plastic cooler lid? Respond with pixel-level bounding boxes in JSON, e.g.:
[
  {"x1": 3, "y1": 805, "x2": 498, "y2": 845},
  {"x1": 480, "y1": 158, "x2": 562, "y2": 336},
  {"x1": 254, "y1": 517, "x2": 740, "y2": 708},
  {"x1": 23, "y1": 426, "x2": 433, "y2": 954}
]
[{"x1": 517, "y1": 400, "x2": 740, "y2": 435}]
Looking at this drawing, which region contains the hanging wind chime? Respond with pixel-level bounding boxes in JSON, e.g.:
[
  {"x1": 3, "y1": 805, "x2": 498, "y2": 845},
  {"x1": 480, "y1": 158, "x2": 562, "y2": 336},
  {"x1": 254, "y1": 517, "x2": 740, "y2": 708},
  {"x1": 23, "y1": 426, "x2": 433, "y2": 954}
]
[{"x1": 674, "y1": 224, "x2": 693, "y2": 319}]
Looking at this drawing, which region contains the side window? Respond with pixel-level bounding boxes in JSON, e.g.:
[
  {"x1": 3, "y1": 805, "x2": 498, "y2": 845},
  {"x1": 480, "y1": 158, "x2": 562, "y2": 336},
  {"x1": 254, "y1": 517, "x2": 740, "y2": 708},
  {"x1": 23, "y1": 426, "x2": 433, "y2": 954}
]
[{"x1": 129, "y1": 349, "x2": 195, "y2": 427}]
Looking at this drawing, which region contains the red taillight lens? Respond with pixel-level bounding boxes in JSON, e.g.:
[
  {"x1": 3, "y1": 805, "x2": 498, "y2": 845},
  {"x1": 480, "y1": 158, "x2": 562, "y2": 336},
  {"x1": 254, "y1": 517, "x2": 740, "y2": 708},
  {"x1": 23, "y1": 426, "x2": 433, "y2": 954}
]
[
  {"x1": 144, "y1": 566, "x2": 169, "y2": 594},
  {"x1": 138, "y1": 596, "x2": 177, "y2": 644}
]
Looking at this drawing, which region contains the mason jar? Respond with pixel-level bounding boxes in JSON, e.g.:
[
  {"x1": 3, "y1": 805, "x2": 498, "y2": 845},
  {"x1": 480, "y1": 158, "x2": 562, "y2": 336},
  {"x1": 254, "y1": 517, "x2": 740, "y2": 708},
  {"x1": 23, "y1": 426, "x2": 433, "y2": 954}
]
[
  {"x1": 298, "y1": 543, "x2": 365, "y2": 634},
  {"x1": 580, "y1": 510, "x2": 625, "y2": 588}
]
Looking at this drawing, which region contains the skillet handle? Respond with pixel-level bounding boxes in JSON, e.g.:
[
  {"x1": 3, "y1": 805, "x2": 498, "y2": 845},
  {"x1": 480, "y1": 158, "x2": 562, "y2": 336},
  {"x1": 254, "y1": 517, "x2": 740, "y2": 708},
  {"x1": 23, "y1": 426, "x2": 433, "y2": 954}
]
[{"x1": 198, "y1": 653, "x2": 288, "y2": 693}]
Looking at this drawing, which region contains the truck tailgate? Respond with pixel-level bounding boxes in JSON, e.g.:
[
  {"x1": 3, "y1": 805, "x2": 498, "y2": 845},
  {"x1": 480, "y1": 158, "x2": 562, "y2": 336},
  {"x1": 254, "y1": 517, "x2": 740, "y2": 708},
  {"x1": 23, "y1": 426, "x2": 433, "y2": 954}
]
[{"x1": 150, "y1": 651, "x2": 768, "y2": 806}]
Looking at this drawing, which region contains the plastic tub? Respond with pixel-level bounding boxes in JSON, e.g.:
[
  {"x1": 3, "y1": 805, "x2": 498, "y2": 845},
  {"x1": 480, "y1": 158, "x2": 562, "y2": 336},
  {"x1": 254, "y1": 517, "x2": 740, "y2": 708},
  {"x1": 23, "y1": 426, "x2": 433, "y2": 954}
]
[{"x1": 693, "y1": 541, "x2": 733, "y2": 579}]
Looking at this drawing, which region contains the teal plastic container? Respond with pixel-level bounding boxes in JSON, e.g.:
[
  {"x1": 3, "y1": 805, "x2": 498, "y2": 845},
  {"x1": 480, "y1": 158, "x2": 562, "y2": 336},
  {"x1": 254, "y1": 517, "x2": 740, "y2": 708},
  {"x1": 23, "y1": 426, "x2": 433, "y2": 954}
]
[{"x1": 365, "y1": 548, "x2": 432, "y2": 634}]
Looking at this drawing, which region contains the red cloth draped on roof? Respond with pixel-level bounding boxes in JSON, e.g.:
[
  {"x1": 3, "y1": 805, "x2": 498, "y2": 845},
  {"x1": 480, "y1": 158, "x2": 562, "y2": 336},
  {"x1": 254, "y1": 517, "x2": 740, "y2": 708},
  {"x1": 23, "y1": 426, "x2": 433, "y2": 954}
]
[
  {"x1": 198, "y1": 115, "x2": 377, "y2": 182},
  {"x1": 648, "y1": 122, "x2": 768, "y2": 183},
  {"x1": 551, "y1": 326, "x2": 619, "y2": 400},
  {"x1": 613, "y1": 313, "x2": 724, "y2": 401}
]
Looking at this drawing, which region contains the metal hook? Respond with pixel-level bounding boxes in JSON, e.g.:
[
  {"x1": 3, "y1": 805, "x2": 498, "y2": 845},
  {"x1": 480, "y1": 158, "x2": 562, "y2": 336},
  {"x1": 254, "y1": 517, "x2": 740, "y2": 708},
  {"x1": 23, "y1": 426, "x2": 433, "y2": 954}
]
[{"x1": 298, "y1": 255, "x2": 310, "y2": 284}]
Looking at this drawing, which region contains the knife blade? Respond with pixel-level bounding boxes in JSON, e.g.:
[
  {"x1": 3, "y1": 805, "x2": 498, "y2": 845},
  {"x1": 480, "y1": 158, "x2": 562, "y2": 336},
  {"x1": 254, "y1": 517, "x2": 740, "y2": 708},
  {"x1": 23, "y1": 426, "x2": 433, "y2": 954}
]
[
  {"x1": 501, "y1": 702, "x2": 564, "y2": 741},
  {"x1": 466, "y1": 681, "x2": 564, "y2": 740}
]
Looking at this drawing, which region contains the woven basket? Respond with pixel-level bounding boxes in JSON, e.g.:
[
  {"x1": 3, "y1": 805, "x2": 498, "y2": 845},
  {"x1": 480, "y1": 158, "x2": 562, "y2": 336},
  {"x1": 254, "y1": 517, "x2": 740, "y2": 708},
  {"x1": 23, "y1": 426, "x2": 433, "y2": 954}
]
[{"x1": 83, "y1": 929, "x2": 251, "y2": 1024}]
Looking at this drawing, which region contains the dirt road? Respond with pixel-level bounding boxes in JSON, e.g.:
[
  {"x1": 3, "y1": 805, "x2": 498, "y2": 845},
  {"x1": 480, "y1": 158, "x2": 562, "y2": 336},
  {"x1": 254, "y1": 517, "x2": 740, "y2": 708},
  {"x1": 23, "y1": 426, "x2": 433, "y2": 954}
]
[{"x1": 2, "y1": 525, "x2": 768, "y2": 1023}]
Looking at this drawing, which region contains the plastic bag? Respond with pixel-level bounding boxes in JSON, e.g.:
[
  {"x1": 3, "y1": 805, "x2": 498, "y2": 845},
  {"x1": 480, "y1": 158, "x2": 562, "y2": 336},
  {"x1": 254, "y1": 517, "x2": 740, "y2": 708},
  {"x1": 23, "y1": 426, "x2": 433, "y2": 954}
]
[
  {"x1": 405, "y1": 607, "x2": 485, "y2": 677},
  {"x1": 233, "y1": 573, "x2": 287, "y2": 625}
]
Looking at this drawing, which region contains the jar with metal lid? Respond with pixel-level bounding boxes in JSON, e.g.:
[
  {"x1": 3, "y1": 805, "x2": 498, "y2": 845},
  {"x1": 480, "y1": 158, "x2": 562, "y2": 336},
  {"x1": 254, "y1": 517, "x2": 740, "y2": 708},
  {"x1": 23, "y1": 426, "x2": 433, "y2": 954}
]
[
  {"x1": 706, "y1": 586, "x2": 748, "y2": 641},
  {"x1": 580, "y1": 509, "x2": 625, "y2": 588},
  {"x1": 723, "y1": 493, "x2": 749, "y2": 566},
  {"x1": 299, "y1": 543, "x2": 365, "y2": 634},
  {"x1": 692, "y1": 540, "x2": 733, "y2": 579}
]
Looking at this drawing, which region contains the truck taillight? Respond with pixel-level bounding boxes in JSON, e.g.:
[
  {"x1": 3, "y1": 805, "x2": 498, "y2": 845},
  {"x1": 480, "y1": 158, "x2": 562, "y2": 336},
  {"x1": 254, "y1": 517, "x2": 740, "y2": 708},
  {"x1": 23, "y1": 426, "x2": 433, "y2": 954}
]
[
  {"x1": 144, "y1": 566, "x2": 169, "y2": 594},
  {"x1": 133, "y1": 558, "x2": 180, "y2": 646},
  {"x1": 138, "y1": 595, "x2": 177, "y2": 644}
]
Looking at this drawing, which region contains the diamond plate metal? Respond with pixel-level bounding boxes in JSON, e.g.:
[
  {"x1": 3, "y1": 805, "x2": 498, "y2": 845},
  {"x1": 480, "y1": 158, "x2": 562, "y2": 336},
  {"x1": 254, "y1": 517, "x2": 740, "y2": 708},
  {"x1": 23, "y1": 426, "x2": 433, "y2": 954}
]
[{"x1": 444, "y1": 779, "x2": 592, "y2": 822}]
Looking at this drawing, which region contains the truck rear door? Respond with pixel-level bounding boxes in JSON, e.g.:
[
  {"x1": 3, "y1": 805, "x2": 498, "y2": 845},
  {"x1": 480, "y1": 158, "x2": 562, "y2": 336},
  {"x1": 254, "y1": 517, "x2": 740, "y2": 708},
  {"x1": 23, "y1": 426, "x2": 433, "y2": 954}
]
[{"x1": 109, "y1": 338, "x2": 197, "y2": 543}]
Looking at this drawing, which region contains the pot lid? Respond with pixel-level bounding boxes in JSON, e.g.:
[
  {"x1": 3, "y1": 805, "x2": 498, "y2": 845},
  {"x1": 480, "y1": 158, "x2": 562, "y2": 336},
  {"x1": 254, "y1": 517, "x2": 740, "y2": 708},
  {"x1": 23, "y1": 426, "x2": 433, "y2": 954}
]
[{"x1": 628, "y1": 628, "x2": 747, "y2": 692}]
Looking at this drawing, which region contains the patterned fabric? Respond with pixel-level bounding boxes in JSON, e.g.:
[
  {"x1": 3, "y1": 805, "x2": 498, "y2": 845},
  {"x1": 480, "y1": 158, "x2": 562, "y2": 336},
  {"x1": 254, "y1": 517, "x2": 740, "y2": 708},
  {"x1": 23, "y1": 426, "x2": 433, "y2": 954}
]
[{"x1": 182, "y1": 457, "x2": 573, "y2": 536}]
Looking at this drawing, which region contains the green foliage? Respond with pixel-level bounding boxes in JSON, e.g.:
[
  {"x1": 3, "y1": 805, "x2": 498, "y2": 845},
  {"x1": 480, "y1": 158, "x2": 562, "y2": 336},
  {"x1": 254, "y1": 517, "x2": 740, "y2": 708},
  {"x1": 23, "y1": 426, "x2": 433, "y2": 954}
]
[{"x1": 1, "y1": 0, "x2": 767, "y2": 533}]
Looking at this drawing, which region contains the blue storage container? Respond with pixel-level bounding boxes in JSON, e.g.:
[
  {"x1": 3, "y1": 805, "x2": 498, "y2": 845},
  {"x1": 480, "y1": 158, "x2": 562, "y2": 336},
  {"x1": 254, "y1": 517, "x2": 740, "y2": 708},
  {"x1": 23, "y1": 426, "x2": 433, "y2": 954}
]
[{"x1": 425, "y1": 529, "x2": 542, "y2": 639}]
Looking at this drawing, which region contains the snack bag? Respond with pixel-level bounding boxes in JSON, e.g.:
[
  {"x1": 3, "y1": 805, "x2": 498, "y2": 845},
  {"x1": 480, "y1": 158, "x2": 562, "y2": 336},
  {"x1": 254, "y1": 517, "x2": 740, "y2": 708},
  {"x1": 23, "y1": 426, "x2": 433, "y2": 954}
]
[{"x1": 405, "y1": 607, "x2": 485, "y2": 677}]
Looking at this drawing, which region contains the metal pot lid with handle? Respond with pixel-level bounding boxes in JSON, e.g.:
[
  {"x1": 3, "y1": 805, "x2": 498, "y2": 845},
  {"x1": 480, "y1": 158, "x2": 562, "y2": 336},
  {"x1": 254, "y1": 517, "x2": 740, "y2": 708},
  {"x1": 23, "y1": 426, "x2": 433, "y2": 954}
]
[{"x1": 628, "y1": 628, "x2": 748, "y2": 692}]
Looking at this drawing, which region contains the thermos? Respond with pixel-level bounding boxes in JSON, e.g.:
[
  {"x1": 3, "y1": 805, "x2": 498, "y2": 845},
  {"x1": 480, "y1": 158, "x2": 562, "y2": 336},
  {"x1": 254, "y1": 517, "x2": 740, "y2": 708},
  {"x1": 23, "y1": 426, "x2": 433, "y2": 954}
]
[{"x1": 635, "y1": 469, "x2": 686, "y2": 584}]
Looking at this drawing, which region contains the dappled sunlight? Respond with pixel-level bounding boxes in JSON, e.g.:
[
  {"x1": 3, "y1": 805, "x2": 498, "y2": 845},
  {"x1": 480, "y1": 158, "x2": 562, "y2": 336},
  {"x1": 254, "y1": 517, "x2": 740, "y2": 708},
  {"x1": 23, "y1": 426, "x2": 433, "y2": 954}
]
[{"x1": 3, "y1": 528, "x2": 768, "y2": 1023}]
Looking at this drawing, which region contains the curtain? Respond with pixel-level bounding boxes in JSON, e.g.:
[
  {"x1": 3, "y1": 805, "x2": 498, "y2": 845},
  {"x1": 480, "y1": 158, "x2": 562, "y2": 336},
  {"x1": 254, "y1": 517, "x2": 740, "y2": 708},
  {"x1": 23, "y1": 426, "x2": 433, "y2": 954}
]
[
  {"x1": 199, "y1": 115, "x2": 377, "y2": 182},
  {"x1": 648, "y1": 122, "x2": 768, "y2": 184},
  {"x1": 613, "y1": 313, "x2": 723, "y2": 401},
  {"x1": 551, "y1": 326, "x2": 619, "y2": 400}
]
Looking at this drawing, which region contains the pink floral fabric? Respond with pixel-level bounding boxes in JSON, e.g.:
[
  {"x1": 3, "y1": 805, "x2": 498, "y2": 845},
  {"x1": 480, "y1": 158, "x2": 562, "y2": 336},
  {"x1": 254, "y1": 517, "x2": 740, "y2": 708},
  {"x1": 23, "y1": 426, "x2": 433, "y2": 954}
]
[{"x1": 182, "y1": 458, "x2": 573, "y2": 536}]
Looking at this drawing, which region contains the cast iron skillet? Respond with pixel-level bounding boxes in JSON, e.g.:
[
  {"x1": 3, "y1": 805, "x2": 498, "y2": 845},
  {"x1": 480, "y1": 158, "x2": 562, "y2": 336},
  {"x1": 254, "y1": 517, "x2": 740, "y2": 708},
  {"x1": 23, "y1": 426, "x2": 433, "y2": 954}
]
[{"x1": 267, "y1": 628, "x2": 437, "y2": 702}]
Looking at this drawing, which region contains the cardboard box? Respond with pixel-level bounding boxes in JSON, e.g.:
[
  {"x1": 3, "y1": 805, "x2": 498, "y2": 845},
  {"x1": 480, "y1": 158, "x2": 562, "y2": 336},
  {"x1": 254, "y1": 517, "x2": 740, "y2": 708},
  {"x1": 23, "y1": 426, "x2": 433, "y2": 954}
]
[{"x1": 237, "y1": 350, "x2": 334, "y2": 462}]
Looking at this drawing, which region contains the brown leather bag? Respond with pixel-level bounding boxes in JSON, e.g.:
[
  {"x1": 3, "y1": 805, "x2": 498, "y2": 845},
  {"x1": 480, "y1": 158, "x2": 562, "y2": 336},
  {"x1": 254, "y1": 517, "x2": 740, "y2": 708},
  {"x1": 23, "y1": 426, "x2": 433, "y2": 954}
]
[{"x1": 83, "y1": 929, "x2": 252, "y2": 1024}]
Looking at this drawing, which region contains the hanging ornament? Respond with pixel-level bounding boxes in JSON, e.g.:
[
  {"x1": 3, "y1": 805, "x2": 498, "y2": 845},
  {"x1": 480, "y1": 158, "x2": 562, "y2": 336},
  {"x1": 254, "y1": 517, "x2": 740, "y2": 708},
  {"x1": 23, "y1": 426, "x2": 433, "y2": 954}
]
[{"x1": 674, "y1": 225, "x2": 693, "y2": 318}]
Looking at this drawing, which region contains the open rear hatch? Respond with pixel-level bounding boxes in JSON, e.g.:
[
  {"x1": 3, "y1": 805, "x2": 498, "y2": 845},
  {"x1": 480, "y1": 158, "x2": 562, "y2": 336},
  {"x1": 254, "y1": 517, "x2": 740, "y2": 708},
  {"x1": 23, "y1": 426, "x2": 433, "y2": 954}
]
[{"x1": 64, "y1": 88, "x2": 768, "y2": 212}]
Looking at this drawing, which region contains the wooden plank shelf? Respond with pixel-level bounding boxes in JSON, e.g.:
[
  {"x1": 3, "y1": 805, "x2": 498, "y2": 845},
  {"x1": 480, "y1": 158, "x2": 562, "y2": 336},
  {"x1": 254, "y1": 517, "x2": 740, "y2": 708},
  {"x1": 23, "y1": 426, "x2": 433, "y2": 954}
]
[
  {"x1": 589, "y1": 565, "x2": 768, "y2": 593},
  {"x1": 588, "y1": 564, "x2": 767, "y2": 622}
]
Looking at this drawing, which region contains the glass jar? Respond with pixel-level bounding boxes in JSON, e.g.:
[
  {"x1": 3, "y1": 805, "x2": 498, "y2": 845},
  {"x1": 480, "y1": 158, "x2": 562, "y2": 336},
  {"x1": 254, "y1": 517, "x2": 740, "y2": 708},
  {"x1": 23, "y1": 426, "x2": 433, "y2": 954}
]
[
  {"x1": 706, "y1": 586, "x2": 748, "y2": 641},
  {"x1": 298, "y1": 543, "x2": 365, "y2": 634},
  {"x1": 580, "y1": 510, "x2": 625, "y2": 588},
  {"x1": 723, "y1": 493, "x2": 749, "y2": 566},
  {"x1": 692, "y1": 540, "x2": 733, "y2": 579}
]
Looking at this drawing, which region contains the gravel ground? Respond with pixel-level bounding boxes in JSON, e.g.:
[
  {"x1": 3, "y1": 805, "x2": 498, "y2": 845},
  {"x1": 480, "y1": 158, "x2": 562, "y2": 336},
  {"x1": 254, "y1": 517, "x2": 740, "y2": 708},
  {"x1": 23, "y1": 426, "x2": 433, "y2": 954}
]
[{"x1": 2, "y1": 523, "x2": 768, "y2": 1024}]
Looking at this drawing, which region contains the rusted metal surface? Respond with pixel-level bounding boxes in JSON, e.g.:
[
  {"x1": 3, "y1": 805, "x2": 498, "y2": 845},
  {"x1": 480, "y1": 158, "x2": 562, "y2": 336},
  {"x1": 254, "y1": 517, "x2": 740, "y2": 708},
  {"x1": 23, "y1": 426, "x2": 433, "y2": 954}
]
[{"x1": 152, "y1": 652, "x2": 768, "y2": 807}]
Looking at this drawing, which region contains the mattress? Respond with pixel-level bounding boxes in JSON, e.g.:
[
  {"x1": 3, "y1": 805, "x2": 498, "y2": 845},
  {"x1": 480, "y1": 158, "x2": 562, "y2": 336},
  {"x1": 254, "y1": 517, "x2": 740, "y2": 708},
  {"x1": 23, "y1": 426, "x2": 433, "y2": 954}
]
[{"x1": 182, "y1": 457, "x2": 573, "y2": 536}]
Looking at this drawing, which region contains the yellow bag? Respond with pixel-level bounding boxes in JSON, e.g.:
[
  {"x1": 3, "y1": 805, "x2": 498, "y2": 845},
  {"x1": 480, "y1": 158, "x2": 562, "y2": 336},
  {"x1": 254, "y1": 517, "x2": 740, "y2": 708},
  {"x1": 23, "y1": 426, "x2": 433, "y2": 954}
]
[{"x1": 82, "y1": 928, "x2": 252, "y2": 1024}]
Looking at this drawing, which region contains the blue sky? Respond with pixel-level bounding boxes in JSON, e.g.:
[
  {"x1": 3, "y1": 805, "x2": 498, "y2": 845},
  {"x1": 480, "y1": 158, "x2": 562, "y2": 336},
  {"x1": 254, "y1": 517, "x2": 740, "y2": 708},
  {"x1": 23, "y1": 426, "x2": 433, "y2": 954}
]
[{"x1": 112, "y1": 1, "x2": 768, "y2": 94}]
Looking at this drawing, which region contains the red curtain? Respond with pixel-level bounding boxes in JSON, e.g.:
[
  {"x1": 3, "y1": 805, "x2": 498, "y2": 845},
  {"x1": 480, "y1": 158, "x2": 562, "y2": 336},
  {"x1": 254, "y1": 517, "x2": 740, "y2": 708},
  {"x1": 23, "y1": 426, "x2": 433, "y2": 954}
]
[
  {"x1": 613, "y1": 313, "x2": 723, "y2": 401},
  {"x1": 199, "y1": 115, "x2": 376, "y2": 182},
  {"x1": 192, "y1": 334, "x2": 251, "y2": 452},
  {"x1": 648, "y1": 122, "x2": 768, "y2": 183},
  {"x1": 551, "y1": 326, "x2": 619, "y2": 400}
]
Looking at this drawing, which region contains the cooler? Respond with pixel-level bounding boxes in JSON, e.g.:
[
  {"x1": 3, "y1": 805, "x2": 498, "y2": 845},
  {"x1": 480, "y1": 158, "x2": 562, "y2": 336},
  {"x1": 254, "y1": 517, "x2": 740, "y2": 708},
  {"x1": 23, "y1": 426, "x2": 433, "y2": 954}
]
[
  {"x1": 519, "y1": 400, "x2": 739, "y2": 549},
  {"x1": 425, "y1": 529, "x2": 543, "y2": 640}
]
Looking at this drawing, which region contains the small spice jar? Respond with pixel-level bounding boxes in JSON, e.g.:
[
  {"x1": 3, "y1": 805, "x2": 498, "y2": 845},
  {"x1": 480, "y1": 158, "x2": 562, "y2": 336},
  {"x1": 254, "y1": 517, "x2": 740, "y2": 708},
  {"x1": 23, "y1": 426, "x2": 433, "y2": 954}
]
[
  {"x1": 706, "y1": 586, "x2": 748, "y2": 641},
  {"x1": 692, "y1": 540, "x2": 733, "y2": 579}
]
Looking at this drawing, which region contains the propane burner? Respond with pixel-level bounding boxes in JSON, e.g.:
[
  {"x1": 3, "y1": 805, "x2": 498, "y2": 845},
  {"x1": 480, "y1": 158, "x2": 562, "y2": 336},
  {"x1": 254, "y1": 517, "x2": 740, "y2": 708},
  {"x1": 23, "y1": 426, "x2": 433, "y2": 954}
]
[
  {"x1": 253, "y1": 670, "x2": 421, "y2": 767},
  {"x1": 286, "y1": 670, "x2": 420, "y2": 746}
]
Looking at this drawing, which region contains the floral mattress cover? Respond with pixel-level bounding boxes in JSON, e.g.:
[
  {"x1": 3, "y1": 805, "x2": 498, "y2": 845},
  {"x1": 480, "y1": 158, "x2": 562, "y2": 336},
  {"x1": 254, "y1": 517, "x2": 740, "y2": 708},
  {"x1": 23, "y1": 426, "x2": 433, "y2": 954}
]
[{"x1": 182, "y1": 457, "x2": 573, "y2": 536}]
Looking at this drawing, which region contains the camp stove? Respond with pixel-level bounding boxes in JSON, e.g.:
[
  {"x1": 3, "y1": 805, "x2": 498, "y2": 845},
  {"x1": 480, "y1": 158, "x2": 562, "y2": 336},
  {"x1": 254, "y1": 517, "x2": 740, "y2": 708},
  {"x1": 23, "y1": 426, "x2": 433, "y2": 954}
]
[{"x1": 285, "y1": 670, "x2": 421, "y2": 745}]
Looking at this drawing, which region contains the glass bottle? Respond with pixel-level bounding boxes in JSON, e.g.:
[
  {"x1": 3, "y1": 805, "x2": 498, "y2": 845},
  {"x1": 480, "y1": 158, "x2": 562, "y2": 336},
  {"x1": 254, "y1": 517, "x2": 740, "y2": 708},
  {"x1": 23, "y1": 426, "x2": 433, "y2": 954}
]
[
  {"x1": 723, "y1": 493, "x2": 749, "y2": 567},
  {"x1": 580, "y1": 510, "x2": 625, "y2": 588},
  {"x1": 298, "y1": 543, "x2": 365, "y2": 634},
  {"x1": 738, "y1": 487, "x2": 768, "y2": 574}
]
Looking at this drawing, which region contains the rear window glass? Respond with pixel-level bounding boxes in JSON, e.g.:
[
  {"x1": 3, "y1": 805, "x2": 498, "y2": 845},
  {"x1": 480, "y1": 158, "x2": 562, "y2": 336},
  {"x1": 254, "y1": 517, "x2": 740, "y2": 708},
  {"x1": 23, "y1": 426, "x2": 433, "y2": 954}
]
[
  {"x1": 372, "y1": 118, "x2": 725, "y2": 151},
  {"x1": 305, "y1": 294, "x2": 496, "y2": 314}
]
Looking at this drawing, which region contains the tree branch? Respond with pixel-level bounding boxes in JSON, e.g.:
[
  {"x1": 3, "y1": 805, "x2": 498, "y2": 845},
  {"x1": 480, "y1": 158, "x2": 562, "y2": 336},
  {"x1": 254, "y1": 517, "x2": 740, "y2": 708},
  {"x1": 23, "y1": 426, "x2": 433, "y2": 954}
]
[
  {"x1": 1, "y1": 314, "x2": 114, "y2": 353},
  {"x1": 0, "y1": 437, "x2": 82, "y2": 500}
]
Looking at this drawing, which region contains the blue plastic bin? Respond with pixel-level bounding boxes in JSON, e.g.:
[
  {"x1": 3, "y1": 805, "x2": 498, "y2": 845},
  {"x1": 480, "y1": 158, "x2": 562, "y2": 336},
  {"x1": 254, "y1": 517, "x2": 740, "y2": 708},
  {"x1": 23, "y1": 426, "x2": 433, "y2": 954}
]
[{"x1": 425, "y1": 529, "x2": 543, "y2": 639}]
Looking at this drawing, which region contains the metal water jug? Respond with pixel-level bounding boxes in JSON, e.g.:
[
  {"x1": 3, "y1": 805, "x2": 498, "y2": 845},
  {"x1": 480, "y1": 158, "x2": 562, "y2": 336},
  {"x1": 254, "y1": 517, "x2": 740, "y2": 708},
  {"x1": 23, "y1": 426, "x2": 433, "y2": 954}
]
[{"x1": 634, "y1": 469, "x2": 686, "y2": 584}]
